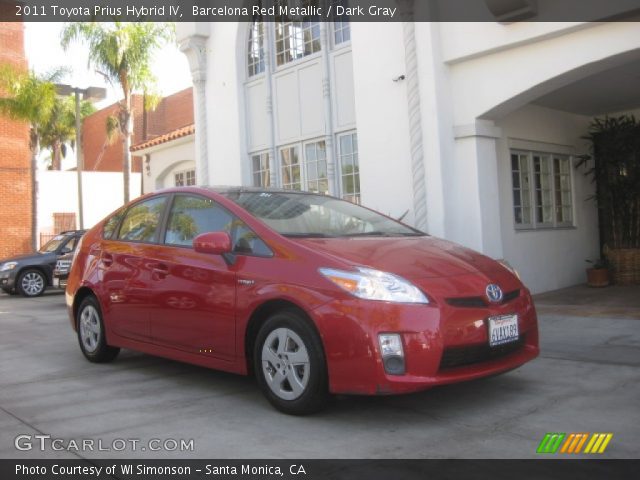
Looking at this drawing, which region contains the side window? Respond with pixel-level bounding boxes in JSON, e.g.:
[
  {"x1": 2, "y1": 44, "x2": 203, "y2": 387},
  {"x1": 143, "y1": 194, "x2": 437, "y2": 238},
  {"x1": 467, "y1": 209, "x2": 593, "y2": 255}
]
[
  {"x1": 165, "y1": 195, "x2": 272, "y2": 256},
  {"x1": 117, "y1": 196, "x2": 168, "y2": 243},
  {"x1": 62, "y1": 236, "x2": 78, "y2": 253},
  {"x1": 103, "y1": 211, "x2": 125, "y2": 239}
]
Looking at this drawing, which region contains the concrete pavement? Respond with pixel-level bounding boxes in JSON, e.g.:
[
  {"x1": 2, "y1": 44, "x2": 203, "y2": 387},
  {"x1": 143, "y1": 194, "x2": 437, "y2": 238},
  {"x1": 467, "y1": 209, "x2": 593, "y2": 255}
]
[{"x1": 0, "y1": 288, "x2": 638, "y2": 459}]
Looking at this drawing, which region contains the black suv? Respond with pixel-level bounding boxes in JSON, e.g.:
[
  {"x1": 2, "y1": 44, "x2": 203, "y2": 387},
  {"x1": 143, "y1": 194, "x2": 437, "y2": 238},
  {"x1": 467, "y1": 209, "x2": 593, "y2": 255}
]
[{"x1": 0, "y1": 230, "x2": 85, "y2": 297}]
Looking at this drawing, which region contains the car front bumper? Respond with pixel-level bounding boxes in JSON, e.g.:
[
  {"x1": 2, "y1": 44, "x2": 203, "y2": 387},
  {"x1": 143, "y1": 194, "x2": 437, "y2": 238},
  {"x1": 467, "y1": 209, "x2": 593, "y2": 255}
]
[
  {"x1": 312, "y1": 289, "x2": 539, "y2": 395},
  {"x1": 0, "y1": 270, "x2": 17, "y2": 290}
]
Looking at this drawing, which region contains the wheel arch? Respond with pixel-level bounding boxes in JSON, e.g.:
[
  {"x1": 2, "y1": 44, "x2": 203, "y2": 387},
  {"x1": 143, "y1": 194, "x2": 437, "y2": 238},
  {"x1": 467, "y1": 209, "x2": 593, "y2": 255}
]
[
  {"x1": 72, "y1": 286, "x2": 99, "y2": 324},
  {"x1": 17, "y1": 265, "x2": 50, "y2": 287},
  {"x1": 244, "y1": 299, "x2": 324, "y2": 375}
]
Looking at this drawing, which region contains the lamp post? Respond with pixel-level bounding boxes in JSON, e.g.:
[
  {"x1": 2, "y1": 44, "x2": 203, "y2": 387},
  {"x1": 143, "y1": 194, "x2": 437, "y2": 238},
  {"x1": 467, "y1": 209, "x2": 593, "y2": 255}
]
[{"x1": 54, "y1": 85, "x2": 106, "y2": 230}]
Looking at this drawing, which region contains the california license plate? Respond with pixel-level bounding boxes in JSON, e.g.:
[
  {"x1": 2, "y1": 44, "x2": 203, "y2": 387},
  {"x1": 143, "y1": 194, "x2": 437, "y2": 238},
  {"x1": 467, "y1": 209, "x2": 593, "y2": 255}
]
[{"x1": 488, "y1": 314, "x2": 519, "y2": 347}]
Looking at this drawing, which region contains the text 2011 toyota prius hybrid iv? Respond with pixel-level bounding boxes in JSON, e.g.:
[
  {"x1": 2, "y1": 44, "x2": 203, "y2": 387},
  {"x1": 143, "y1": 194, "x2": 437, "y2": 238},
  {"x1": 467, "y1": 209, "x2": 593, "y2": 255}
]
[{"x1": 66, "y1": 187, "x2": 539, "y2": 414}]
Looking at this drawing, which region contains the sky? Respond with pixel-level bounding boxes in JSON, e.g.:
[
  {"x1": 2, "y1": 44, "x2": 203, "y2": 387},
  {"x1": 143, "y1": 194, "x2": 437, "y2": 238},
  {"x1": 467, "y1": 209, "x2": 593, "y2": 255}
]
[{"x1": 24, "y1": 22, "x2": 192, "y2": 109}]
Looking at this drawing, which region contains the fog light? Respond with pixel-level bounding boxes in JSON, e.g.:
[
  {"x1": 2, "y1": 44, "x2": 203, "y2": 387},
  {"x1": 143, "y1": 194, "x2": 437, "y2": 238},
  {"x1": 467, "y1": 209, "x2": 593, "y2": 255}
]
[{"x1": 378, "y1": 333, "x2": 405, "y2": 375}]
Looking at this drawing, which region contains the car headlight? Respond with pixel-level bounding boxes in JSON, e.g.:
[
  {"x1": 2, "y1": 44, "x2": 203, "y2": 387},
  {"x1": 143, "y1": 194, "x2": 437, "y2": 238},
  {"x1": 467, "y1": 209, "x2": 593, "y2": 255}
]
[
  {"x1": 0, "y1": 262, "x2": 17, "y2": 272},
  {"x1": 497, "y1": 259, "x2": 520, "y2": 279},
  {"x1": 319, "y1": 267, "x2": 429, "y2": 304}
]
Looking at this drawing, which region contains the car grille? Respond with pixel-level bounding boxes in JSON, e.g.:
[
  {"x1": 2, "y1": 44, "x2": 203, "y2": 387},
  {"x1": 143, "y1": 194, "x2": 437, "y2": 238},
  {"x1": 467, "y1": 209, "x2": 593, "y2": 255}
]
[
  {"x1": 445, "y1": 289, "x2": 520, "y2": 308},
  {"x1": 439, "y1": 335, "x2": 526, "y2": 370}
]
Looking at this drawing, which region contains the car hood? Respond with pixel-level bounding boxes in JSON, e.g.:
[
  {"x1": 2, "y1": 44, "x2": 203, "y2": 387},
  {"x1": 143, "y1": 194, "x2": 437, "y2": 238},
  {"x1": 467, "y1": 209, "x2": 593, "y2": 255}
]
[
  {"x1": 295, "y1": 236, "x2": 510, "y2": 281},
  {"x1": 0, "y1": 252, "x2": 49, "y2": 265}
]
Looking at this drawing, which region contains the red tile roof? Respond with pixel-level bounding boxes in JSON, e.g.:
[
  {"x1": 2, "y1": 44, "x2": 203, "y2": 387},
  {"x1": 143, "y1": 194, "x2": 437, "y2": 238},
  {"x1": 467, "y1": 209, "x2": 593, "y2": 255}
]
[{"x1": 130, "y1": 124, "x2": 195, "y2": 152}]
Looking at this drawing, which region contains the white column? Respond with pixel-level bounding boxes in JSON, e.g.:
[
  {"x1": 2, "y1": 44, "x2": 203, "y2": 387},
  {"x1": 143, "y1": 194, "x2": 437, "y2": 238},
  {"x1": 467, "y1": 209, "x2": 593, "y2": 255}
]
[
  {"x1": 319, "y1": 21, "x2": 338, "y2": 196},
  {"x1": 450, "y1": 120, "x2": 505, "y2": 259},
  {"x1": 398, "y1": 0, "x2": 428, "y2": 231},
  {"x1": 179, "y1": 34, "x2": 210, "y2": 186},
  {"x1": 263, "y1": 21, "x2": 279, "y2": 188}
]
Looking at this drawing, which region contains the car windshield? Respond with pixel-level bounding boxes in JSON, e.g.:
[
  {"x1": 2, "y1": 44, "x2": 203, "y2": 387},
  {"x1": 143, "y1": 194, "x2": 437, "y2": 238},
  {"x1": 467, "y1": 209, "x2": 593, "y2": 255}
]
[
  {"x1": 39, "y1": 235, "x2": 66, "y2": 253},
  {"x1": 225, "y1": 191, "x2": 425, "y2": 238}
]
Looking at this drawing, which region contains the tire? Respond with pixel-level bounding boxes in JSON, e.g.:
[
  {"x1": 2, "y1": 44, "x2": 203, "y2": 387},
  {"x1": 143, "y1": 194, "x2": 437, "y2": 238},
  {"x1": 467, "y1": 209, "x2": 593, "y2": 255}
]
[
  {"x1": 254, "y1": 310, "x2": 329, "y2": 415},
  {"x1": 17, "y1": 269, "x2": 46, "y2": 297},
  {"x1": 76, "y1": 295, "x2": 120, "y2": 363}
]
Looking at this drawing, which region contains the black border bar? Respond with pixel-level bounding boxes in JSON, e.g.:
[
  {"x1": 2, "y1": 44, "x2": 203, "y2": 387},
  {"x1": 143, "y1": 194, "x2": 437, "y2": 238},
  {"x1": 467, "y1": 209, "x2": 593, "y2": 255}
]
[
  {"x1": 2, "y1": 459, "x2": 639, "y2": 480},
  {"x1": 1, "y1": 0, "x2": 640, "y2": 22}
]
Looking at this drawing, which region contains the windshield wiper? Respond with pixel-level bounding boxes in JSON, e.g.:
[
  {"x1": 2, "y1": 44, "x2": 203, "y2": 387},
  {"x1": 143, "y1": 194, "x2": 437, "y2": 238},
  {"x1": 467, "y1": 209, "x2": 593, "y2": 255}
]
[{"x1": 339, "y1": 231, "x2": 426, "y2": 237}]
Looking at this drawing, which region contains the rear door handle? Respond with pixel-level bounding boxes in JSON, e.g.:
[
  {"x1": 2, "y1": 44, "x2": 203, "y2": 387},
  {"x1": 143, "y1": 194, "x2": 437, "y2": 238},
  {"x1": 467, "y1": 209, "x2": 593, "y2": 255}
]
[
  {"x1": 151, "y1": 263, "x2": 169, "y2": 278},
  {"x1": 102, "y1": 253, "x2": 114, "y2": 267}
]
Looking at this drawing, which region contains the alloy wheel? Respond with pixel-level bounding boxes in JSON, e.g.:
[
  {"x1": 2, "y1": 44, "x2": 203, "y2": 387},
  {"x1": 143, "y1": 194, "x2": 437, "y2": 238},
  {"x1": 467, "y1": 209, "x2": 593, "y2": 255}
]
[
  {"x1": 20, "y1": 271, "x2": 45, "y2": 296},
  {"x1": 261, "y1": 327, "x2": 310, "y2": 401},
  {"x1": 79, "y1": 305, "x2": 101, "y2": 353}
]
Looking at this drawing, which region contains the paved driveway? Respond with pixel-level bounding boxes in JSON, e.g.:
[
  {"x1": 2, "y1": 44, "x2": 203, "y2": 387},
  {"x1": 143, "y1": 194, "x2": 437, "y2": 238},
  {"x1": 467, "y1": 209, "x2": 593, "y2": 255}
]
[{"x1": 0, "y1": 289, "x2": 638, "y2": 459}]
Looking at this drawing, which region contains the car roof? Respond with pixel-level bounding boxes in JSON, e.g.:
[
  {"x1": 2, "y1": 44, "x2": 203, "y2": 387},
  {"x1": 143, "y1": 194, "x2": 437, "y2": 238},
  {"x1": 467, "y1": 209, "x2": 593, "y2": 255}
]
[{"x1": 201, "y1": 186, "x2": 321, "y2": 196}]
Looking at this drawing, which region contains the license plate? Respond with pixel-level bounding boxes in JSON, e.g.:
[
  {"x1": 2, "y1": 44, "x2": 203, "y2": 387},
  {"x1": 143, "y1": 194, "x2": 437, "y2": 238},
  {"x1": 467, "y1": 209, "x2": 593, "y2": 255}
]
[{"x1": 488, "y1": 314, "x2": 519, "y2": 347}]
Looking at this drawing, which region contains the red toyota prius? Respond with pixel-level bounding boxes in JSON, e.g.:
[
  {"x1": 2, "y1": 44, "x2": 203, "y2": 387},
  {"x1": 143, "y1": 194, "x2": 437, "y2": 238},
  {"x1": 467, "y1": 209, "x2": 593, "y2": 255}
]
[{"x1": 66, "y1": 187, "x2": 539, "y2": 414}]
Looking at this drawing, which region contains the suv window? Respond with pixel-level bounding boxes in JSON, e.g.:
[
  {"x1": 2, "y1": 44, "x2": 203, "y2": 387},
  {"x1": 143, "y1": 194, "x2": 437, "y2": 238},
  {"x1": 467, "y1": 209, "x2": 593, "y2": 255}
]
[
  {"x1": 118, "y1": 196, "x2": 168, "y2": 243},
  {"x1": 164, "y1": 194, "x2": 272, "y2": 256}
]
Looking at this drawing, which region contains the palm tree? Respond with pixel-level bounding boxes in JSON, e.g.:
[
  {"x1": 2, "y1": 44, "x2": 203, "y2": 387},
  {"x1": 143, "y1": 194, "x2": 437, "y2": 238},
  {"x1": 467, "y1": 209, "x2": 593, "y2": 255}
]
[
  {"x1": 0, "y1": 64, "x2": 64, "y2": 249},
  {"x1": 40, "y1": 96, "x2": 96, "y2": 170},
  {"x1": 61, "y1": 22, "x2": 174, "y2": 203}
]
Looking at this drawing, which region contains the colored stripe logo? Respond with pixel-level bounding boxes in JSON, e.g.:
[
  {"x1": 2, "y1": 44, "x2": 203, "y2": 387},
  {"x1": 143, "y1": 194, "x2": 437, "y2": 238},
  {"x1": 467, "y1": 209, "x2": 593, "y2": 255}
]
[{"x1": 537, "y1": 433, "x2": 613, "y2": 454}]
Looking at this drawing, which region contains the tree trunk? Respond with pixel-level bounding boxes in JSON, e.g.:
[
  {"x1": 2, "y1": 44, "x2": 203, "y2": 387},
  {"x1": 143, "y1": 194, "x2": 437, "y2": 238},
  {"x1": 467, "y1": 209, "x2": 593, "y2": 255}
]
[
  {"x1": 122, "y1": 95, "x2": 132, "y2": 204},
  {"x1": 51, "y1": 140, "x2": 62, "y2": 170}
]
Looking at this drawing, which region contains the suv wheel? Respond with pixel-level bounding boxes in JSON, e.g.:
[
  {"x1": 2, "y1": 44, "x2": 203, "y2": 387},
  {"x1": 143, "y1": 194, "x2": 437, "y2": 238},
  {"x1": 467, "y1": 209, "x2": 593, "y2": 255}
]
[
  {"x1": 17, "y1": 269, "x2": 46, "y2": 297},
  {"x1": 254, "y1": 310, "x2": 329, "y2": 415},
  {"x1": 76, "y1": 296, "x2": 120, "y2": 363}
]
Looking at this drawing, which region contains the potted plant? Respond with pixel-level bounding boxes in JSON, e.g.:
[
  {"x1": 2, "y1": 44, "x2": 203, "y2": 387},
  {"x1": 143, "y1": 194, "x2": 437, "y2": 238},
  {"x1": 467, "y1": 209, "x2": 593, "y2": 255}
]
[
  {"x1": 578, "y1": 115, "x2": 640, "y2": 285},
  {"x1": 585, "y1": 258, "x2": 610, "y2": 287}
]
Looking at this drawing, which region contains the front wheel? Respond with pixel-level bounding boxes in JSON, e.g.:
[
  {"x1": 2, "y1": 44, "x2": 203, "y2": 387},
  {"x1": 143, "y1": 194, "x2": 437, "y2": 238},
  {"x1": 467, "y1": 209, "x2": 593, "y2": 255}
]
[
  {"x1": 76, "y1": 296, "x2": 120, "y2": 363},
  {"x1": 17, "y1": 269, "x2": 46, "y2": 297},
  {"x1": 254, "y1": 310, "x2": 329, "y2": 415}
]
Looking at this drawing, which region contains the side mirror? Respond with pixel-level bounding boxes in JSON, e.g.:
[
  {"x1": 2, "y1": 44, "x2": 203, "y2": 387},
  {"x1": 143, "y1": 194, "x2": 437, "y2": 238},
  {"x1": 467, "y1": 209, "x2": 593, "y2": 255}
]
[{"x1": 193, "y1": 231, "x2": 232, "y2": 255}]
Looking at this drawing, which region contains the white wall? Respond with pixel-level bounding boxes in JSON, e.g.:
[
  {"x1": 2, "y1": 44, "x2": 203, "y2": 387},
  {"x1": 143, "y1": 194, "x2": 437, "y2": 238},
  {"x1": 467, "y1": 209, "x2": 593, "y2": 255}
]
[
  {"x1": 37, "y1": 171, "x2": 141, "y2": 245},
  {"x1": 141, "y1": 139, "x2": 195, "y2": 192},
  {"x1": 350, "y1": 22, "x2": 415, "y2": 221},
  {"x1": 495, "y1": 104, "x2": 599, "y2": 293}
]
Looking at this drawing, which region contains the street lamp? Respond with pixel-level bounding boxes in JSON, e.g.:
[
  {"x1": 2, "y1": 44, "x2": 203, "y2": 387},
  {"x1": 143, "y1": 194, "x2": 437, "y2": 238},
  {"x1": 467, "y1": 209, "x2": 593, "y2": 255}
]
[{"x1": 54, "y1": 84, "x2": 107, "y2": 230}]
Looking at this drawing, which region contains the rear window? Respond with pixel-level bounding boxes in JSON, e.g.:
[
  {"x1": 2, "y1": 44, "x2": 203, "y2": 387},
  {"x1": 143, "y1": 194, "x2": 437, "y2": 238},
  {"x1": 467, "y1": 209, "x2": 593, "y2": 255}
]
[{"x1": 103, "y1": 210, "x2": 125, "y2": 239}]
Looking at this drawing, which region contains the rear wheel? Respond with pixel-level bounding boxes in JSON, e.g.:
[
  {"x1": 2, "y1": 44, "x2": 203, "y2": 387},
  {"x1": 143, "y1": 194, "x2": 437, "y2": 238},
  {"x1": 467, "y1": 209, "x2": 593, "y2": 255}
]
[
  {"x1": 17, "y1": 269, "x2": 46, "y2": 297},
  {"x1": 76, "y1": 296, "x2": 120, "y2": 363},
  {"x1": 254, "y1": 310, "x2": 329, "y2": 415}
]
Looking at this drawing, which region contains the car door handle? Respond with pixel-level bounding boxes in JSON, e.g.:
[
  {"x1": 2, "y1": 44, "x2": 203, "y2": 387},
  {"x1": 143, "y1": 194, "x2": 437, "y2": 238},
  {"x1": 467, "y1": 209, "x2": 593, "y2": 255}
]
[
  {"x1": 102, "y1": 253, "x2": 114, "y2": 267},
  {"x1": 151, "y1": 263, "x2": 169, "y2": 278}
]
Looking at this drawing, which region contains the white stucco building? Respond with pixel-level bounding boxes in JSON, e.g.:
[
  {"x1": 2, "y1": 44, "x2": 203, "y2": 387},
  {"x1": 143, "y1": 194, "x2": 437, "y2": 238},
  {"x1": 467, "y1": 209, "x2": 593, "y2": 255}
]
[{"x1": 174, "y1": 7, "x2": 640, "y2": 293}]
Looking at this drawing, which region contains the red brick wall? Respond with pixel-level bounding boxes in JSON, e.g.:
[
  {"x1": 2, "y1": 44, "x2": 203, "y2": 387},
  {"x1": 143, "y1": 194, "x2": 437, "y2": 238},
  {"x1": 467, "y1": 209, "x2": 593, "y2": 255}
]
[
  {"x1": 82, "y1": 96, "x2": 143, "y2": 172},
  {"x1": 82, "y1": 88, "x2": 194, "y2": 172},
  {"x1": 0, "y1": 20, "x2": 32, "y2": 257},
  {"x1": 145, "y1": 88, "x2": 194, "y2": 138}
]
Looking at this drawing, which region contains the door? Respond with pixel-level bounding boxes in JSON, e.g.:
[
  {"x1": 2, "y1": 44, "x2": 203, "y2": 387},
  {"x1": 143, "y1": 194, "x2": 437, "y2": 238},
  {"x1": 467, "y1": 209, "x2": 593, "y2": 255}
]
[
  {"x1": 100, "y1": 195, "x2": 169, "y2": 342},
  {"x1": 148, "y1": 194, "x2": 238, "y2": 359}
]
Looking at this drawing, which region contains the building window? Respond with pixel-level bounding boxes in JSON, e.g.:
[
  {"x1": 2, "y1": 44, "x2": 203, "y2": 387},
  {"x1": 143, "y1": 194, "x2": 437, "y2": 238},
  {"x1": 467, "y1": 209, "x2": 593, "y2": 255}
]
[
  {"x1": 304, "y1": 140, "x2": 328, "y2": 194},
  {"x1": 175, "y1": 169, "x2": 196, "y2": 187},
  {"x1": 280, "y1": 146, "x2": 301, "y2": 190},
  {"x1": 252, "y1": 152, "x2": 270, "y2": 187},
  {"x1": 275, "y1": 1, "x2": 321, "y2": 66},
  {"x1": 338, "y1": 131, "x2": 360, "y2": 203},
  {"x1": 332, "y1": 1, "x2": 351, "y2": 44},
  {"x1": 511, "y1": 150, "x2": 573, "y2": 229},
  {"x1": 247, "y1": 18, "x2": 265, "y2": 77}
]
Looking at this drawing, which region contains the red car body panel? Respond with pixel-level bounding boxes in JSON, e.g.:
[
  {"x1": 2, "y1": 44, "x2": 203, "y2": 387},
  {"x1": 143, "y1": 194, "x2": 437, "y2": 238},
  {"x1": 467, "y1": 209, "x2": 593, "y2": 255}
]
[{"x1": 66, "y1": 186, "x2": 539, "y2": 396}]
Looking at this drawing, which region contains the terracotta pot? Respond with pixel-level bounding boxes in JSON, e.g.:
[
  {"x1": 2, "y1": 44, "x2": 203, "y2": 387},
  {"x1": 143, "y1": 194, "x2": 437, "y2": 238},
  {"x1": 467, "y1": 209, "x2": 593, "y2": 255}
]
[{"x1": 586, "y1": 268, "x2": 610, "y2": 287}]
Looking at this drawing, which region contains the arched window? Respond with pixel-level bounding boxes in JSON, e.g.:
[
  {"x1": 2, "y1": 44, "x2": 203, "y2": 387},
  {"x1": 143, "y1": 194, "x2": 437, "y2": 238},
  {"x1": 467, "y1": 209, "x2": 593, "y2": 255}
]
[
  {"x1": 274, "y1": 0, "x2": 321, "y2": 66},
  {"x1": 247, "y1": 18, "x2": 265, "y2": 77}
]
